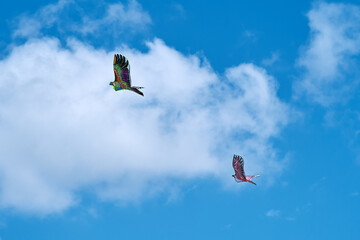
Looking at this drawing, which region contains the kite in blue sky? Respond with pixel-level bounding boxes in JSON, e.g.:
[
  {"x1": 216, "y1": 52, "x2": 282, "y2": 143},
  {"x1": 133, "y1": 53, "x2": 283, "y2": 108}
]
[
  {"x1": 232, "y1": 154, "x2": 260, "y2": 185},
  {"x1": 109, "y1": 54, "x2": 144, "y2": 96}
]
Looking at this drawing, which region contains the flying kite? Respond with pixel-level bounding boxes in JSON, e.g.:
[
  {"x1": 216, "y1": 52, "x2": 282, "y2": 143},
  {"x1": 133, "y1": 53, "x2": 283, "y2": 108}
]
[
  {"x1": 109, "y1": 54, "x2": 144, "y2": 96},
  {"x1": 232, "y1": 154, "x2": 260, "y2": 185}
]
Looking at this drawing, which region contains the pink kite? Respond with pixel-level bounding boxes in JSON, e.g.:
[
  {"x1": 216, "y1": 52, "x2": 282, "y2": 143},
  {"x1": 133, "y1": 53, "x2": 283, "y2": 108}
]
[{"x1": 232, "y1": 154, "x2": 260, "y2": 185}]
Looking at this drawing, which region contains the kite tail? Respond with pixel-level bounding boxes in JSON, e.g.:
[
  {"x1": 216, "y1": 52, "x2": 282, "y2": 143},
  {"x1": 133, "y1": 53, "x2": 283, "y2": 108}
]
[
  {"x1": 248, "y1": 180, "x2": 257, "y2": 185},
  {"x1": 132, "y1": 86, "x2": 144, "y2": 89},
  {"x1": 246, "y1": 175, "x2": 260, "y2": 181},
  {"x1": 250, "y1": 174, "x2": 260, "y2": 178},
  {"x1": 131, "y1": 87, "x2": 144, "y2": 96}
]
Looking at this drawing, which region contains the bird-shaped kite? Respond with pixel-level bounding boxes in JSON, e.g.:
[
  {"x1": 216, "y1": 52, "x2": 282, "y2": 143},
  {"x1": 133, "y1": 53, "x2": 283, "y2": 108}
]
[
  {"x1": 109, "y1": 54, "x2": 144, "y2": 96},
  {"x1": 232, "y1": 154, "x2": 260, "y2": 185}
]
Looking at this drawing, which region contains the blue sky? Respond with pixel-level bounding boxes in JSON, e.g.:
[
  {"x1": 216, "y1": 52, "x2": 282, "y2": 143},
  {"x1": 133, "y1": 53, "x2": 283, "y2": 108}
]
[{"x1": 1, "y1": 0, "x2": 360, "y2": 239}]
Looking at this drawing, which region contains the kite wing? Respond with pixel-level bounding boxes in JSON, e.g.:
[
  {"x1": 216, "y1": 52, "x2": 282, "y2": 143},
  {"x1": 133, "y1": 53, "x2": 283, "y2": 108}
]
[
  {"x1": 113, "y1": 54, "x2": 131, "y2": 88},
  {"x1": 233, "y1": 154, "x2": 246, "y2": 180}
]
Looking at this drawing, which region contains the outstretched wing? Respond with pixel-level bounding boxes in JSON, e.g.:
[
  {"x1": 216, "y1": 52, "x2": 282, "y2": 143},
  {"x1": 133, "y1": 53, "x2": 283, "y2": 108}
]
[
  {"x1": 232, "y1": 154, "x2": 246, "y2": 180},
  {"x1": 113, "y1": 54, "x2": 131, "y2": 88}
]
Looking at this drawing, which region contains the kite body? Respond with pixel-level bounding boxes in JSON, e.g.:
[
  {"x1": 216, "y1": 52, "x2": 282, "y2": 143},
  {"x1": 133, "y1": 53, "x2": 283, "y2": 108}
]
[
  {"x1": 232, "y1": 154, "x2": 260, "y2": 185},
  {"x1": 109, "y1": 54, "x2": 144, "y2": 96}
]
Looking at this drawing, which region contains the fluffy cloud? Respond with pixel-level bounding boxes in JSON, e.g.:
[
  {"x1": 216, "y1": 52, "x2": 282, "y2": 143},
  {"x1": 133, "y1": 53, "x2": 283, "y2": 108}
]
[
  {"x1": 77, "y1": 0, "x2": 151, "y2": 35},
  {"x1": 296, "y1": 2, "x2": 360, "y2": 106},
  {"x1": 12, "y1": 0, "x2": 151, "y2": 39},
  {"x1": 0, "y1": 37, "x2": 288, "y2": 215}
]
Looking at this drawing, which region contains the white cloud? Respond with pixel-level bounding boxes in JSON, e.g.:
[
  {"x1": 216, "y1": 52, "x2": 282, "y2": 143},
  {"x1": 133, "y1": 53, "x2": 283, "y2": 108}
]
[
  {"x1": 0, "y1": 37, "x2": 288, "y2": 215},
  {"x1": 266, "y1": 209, "x2": 280, "y2": 217},
  {"x1": 12, "y1": 0, "x2": 73, "y2": 38},
  {"x1": 295, "y1": 2, "x2": 360, "y2": 106},
  {"x1": 261, "y1": 51, "x2": 280, "y2": 66},
  {"x1": 78, "y1": 0, "x2": 151, "y2": 35},
  {"x1": 12, "y1": 0, "x2": 151, "y2": 39}
]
